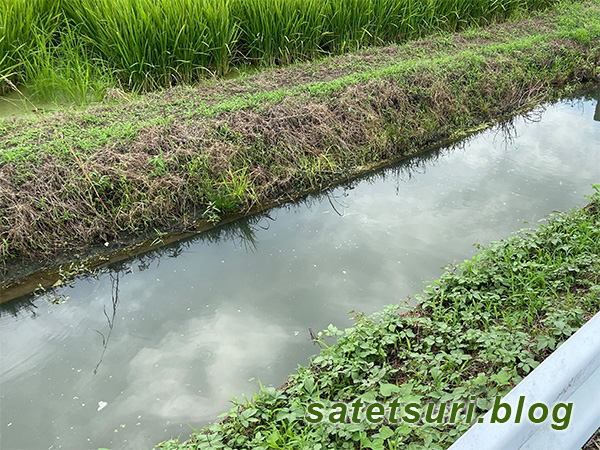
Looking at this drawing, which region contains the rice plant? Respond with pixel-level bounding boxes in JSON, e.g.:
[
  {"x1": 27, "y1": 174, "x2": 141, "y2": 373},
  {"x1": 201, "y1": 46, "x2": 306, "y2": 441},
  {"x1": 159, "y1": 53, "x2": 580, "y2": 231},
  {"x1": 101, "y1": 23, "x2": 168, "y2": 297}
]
[
  {"x1": 21, "y1": 21, "x2": 115, "y2": 104},
  {"x1": 232, "y1": 0, "x2": 327, "y2": 65},
  {"x1": 0, "y1": 0, "x2": 557, "y2": 98},
  {"x1": 61, "y1": 0, "x2": 239, "y2": 89},
  {"x1": 0, "y1": 0, "x2": 60, "y2": 94}
]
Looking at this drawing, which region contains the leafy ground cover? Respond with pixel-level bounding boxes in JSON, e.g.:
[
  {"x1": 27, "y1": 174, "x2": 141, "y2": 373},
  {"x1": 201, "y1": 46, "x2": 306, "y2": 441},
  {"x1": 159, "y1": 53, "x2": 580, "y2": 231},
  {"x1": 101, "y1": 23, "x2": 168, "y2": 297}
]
[
  {"x1": 157, "y1": 188, "x2": 600, "y2": 450},
  {"x1": 0, "y1": 0, "x2": 599, "y2": 270}
]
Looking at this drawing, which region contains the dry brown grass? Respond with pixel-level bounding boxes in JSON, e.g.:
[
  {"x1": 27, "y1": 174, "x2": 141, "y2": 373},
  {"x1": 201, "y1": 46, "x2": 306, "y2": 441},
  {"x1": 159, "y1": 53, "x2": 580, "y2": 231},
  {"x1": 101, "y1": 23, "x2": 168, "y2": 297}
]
[{"x1": 0, "y1": 7, "x2": 599, "y2": 272}]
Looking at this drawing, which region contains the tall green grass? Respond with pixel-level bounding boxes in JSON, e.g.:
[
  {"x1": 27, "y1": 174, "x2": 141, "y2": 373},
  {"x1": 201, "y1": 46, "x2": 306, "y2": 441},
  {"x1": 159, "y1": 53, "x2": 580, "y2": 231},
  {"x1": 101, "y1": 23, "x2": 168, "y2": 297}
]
[
  {"x1": 60, "y1": 0, "x2": 239, "y2": 89},
  {"x1": 21, "y1": 21, "x2": 115, "y2": 104},
  {"x1": 0, "y1": 0, "x2": 113, "y2": 103},
  {"x1": 0, "y1": 0, "x2": 59, "y2": 93},
  {"x1": 1, "y1": 0, "x2": 556, "y2": 99},
  {"x1": 232, "y1": 0, "x2": 326, "y2": 65}
]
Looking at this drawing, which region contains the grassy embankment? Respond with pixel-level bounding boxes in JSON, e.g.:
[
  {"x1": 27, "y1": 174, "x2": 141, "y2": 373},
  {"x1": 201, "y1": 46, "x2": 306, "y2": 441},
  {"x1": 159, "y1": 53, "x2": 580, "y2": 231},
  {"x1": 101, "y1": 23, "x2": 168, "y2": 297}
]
[
  {"x1": 156, "y1": 189, "x2": 600, "y2": 449},
  {"x1": 0, "y1": 0, "x2": 599, "y2": 268},
  {"x1": 1, "y1": 0, "x2": 554, "y2": 102}
]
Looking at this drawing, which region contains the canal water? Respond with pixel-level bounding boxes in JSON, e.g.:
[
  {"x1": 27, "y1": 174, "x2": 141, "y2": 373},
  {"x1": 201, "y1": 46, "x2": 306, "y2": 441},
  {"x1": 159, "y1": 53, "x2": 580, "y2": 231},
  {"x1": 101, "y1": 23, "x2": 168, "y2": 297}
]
[{"x1": 1, "y1": 89, "x2": 598, "y2": 450}]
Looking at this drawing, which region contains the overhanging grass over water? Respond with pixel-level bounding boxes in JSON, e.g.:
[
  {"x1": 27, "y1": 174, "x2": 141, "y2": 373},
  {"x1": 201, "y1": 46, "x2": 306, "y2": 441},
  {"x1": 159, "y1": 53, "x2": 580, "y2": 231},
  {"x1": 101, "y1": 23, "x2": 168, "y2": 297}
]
[
  {"x1": 1, "y1": 0, "x2": 556, "y2": 98},
  {"x1": 158, "y1": 189, "x2": 600, "y2": 450},
  {"x1": 0, "y1": 0, "x2": 599, "y2": 265}
]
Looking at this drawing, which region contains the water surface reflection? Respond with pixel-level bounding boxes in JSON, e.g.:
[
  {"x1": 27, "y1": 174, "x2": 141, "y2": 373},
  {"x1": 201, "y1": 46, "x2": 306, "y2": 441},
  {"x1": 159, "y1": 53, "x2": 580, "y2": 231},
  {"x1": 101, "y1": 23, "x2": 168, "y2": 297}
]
[{"x1": 0, "y1": 90, "x2": 598, "y2": 449}]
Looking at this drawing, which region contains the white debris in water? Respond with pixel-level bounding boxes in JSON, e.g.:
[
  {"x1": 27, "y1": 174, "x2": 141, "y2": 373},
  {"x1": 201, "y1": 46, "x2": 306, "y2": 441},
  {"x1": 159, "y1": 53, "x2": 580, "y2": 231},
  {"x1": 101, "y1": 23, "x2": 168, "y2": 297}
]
[{"x1": 97, "y1": 401, "x2": 108, "y2": 411}]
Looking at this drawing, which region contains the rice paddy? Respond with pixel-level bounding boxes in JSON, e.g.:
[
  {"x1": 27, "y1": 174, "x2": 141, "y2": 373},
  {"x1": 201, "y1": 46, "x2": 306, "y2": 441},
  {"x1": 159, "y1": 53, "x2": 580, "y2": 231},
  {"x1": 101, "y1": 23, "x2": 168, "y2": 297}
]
[{"x1": 1, "y1": 0, "x2": 555, "y2": 101}]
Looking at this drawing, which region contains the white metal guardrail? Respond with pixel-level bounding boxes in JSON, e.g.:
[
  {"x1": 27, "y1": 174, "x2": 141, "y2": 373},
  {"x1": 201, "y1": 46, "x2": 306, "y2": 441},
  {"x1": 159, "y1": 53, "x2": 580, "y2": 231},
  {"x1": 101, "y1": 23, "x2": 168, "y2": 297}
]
[{"x1": 449, "y1": 312, "x2": 600, "y2": 450}]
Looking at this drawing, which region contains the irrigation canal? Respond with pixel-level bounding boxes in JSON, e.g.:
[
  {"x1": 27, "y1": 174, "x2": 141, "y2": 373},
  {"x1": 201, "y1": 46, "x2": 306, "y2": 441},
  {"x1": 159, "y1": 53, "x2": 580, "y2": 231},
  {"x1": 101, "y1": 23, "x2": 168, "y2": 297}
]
[{"x1": 1, "y1": 88, "x2": 598, "y2": 449}]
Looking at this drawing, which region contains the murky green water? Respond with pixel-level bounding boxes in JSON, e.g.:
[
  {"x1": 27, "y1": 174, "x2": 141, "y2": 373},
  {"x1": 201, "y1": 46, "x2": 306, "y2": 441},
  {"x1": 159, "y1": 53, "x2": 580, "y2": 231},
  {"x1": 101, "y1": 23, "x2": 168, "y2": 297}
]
[
  {"x1": 1, "y1": 89, "x2": 599, "y2": 450},
  {"x1": 0, "y1": 90, "x2": 62, "y2": 119}
]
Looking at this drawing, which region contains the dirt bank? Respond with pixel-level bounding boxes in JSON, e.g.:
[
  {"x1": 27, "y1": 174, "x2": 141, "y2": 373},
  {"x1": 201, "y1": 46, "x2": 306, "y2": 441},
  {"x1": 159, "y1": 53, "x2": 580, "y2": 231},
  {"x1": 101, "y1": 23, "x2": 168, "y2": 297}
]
[{"x1": 1, "y1": 1, "x2": 599, "y2": 287}]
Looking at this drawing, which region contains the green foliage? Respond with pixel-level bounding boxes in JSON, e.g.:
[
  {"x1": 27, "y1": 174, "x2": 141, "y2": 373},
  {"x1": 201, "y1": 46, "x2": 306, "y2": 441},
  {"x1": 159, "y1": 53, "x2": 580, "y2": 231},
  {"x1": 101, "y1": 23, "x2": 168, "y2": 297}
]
[
  {"x1": 0, "y1": 0, "x2": 113, "y2": 102},
  {"x1": 208, "y1": 167, "x2": 255, "y2": 211},
  {"x1": 158, "y1": 191, "x2": 600, "y2": 450},
  {"x1": 21, "y1": 21, "x2": 115, "y2": 104},
  {"x1": 60, "y1": 0, "x2": 239, "y2": 88},
  {"x1": 149, "y1": 150, "x2": 168, "y2": 177},
  {"x1": 1, "y1": 0, "x2": 558, "y2": 98},
  {"x1": 0, "y1": 0, "x2": 60, "y2": 92}
]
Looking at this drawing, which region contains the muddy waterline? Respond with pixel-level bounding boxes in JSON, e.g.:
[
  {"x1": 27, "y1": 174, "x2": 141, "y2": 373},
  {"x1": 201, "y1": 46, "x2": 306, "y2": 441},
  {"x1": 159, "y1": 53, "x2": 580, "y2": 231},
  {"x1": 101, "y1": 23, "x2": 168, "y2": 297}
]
[{"x1": 0, "y1": 89, "x2": 598, "y2": 450}]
